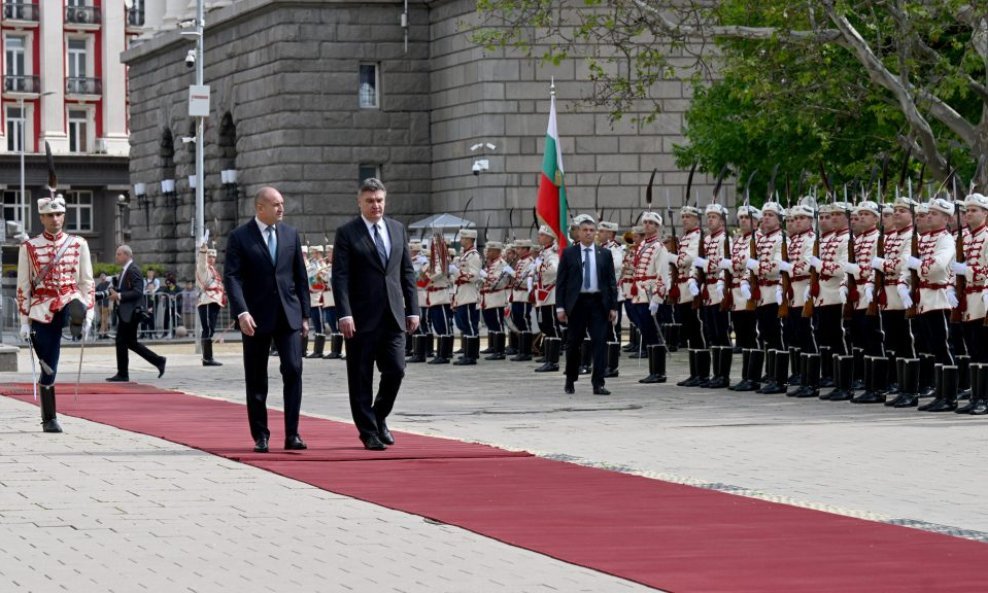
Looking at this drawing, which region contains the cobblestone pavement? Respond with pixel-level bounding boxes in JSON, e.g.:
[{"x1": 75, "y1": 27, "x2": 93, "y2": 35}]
[{"x1": 2, "y1": 338, "x2": 986, "y2": 590}]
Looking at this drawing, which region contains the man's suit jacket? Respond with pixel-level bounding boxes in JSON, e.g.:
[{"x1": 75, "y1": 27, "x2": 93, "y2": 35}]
[
  {"x1": 223, "y1": 220, "x2": 310, "y2": 334},
  {"x1": 331, "y1": 216, "x2": 419, "y2": 333},
  {"x1": 555, "y1": 242, "x2": 619, "y2": 315},
  {"x1": 115, "y1": 263, "x2": 145, "y2": 324}
]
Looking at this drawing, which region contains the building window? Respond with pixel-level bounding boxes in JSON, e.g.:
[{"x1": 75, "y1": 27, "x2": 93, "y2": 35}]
[
  {"x1": 358, "y1": 164, "x2": 381, "y2": 183},
  {"x1": 68, "y1": 109, "x2": 90, "y2": 153},
  {"x1": 5, "y1": 35, "x2": 26, "y2": 78},
  {"x1": 67, "y1": 38, "x2": 88, "y2": 80},
  {"x1": 6, "y1": 105, "x2": 25, "y2": 152},
  {"x1": 64, "y1": 190, "x2": 93, "y2": 232},
  {"x1": 358, "y1": 64, "x2": 379, "y2": 109},
  {"x1": 2, "y1": 189, "x2": 30, "y2": 230}
]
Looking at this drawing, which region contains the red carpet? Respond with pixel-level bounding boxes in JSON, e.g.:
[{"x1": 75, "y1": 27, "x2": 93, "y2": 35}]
[{"x1": 3, "y1": 382, "x2": 986, "y2": 592}]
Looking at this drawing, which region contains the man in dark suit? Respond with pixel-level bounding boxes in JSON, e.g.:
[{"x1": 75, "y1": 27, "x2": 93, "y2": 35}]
[
  {"x1": 223, "y1": 187, "x2": 311, "y2": 453},
  {"x1": 106, "y1": 245, "x2": 167, "y2": 382},
  {"x1": 556, "y1": 215, "x2": 620, "y2": 395},
  {"x1": 332, "y1": 178, "x2": 420, "y2": 450}
]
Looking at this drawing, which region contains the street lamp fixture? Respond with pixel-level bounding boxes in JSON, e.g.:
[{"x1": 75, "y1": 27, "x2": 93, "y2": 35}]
[{"x1": 133, "y1": 182, "x2": 149, "y2": 230}]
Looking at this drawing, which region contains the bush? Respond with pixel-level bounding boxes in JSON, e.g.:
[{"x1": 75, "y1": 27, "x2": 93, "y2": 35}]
[{"x1": 92, "y1": 262, "x2": 122, "y2": 278}]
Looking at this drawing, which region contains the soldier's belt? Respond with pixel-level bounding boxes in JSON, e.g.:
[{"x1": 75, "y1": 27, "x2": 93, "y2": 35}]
[
  {"x1": 704, "y1": 278, "x2": 720, "y2": 285},
  {"x1": 820, "y1": 274, "x2": 837, "y2": 281},
  {"x1": 34, "y1": 285, "x2": 76, "y2": 298},
  {"x1": 963, "y1": 286, "x2": 986, "y2": 294},
  {"x1": 756, "y1": 279, "x2": 780, "y2": 287},
  {"x1": 918, "y1": 282, "x2": 951, "y2": 290},
  {"x1": 790, "y1": 275, "x2": 810, "y2": 282},
  {"x1": 427, "y1": 287, "x2": 448, "y2": 292},
  {"x1": 883, "y1": 280, "x2": 904, "y2": 286},
  {"x1": 633, "y1": 275, "x2": 657, "y2": 281}
]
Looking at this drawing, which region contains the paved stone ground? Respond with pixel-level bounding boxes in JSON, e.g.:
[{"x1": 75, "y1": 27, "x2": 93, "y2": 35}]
[{"x1": 2, "y1": 338, "x2": 986, "y2": 590}]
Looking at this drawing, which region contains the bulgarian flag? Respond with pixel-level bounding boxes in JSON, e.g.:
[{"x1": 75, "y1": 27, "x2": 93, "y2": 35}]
[{"x1": 536, "y1": 85, "x2": 568, "y2": 251}]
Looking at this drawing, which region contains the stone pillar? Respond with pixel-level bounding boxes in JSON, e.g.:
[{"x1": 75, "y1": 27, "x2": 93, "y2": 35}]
[
  {"x1": 101, "y1": 0, "x2": 129, "y2": 156},
  {"x1": 39, "y1": 0, "x2": 67, "y2": 152},
  {"x1": 143, "y1": 0, "x2": 168, "y2": 37},
  {"x1": 161, "y1": 0, "x2": 185, "y2": 30}
]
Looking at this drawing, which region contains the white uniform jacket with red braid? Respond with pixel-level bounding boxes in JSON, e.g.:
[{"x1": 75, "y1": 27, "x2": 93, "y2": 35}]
[
  {"x1": 693, "y1": 229, "x2": 727, "y2": 307},
  {"x1": 753, "y1": 229, "x2": 783, "y2": 307},
  {"x1": 673, "y1": 227, "x2": 700, "y2": 305},
  {"x1": 630, "y1": 236, "x2": 670, "y2": 305},
  {"x1": 786, "y1": 229, "x2": 815, "y2": 308},
  {"x1": 17, "y1": 231, "x2": 94, "y2": 325},
  {"x1": 915, "y1": 228, "x2": 955, "y2": 314},
  {"x1": 814, "y1": 229, "x2": 849, "y2": 307},
  {"x1": 729, "y1": 232, "x2": 753, "y2": 312},
  {"x1": 879, "y1": 226, "x2": 912, "y2": 311},
  {"x1": 960, "y1": 224, "x2": 988, "y2": 321},
  {"x1": 852, "y1": 228, "x2": 879, "y2": 310},
  {"x1": 451, "y1": 248, "x2": 483, "y2": 307}
]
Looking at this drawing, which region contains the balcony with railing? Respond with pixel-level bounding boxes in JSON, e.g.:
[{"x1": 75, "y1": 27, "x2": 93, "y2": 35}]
[
  {"x1": 2, "y1": 2, "x2": 40, "y2": 24},
  {"x1": 66, "y1": 77, "x2": 102, "y2": 97},
  {"x1": 3, "y1": 74, "x2": 40, "y2": 95},
  {"x1": 64, "y1": 5, "x2": 101, "y2": 27}
]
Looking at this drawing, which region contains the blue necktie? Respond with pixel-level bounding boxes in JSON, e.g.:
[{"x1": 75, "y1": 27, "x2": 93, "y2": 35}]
[
  {"x1": 373, "y1": 223, "x2": 388, "y2": 267},
  {"x1": 583, "y1": 247, "x2": 592, "y2": 290},
  {"x1": 266, "y1": 226, "x2": 277, "y2": 264}
]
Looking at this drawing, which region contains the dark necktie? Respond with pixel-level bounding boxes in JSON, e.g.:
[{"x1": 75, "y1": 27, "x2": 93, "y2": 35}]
[
  {"x1": 373, "y1": 223, "x2": 388, "y2": 267},
  {"x1": 583, "y1": 247, "x2": 592, "y2": 290}
]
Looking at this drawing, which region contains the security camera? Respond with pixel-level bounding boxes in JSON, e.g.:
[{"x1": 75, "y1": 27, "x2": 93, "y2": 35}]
[{"x1": 185, "y1": 49, "x2": 196, "y2": 68}]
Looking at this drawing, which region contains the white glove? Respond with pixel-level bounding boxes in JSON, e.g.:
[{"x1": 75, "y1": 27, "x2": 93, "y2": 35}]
[
  {"x1": 503, "y1": 265, "x2": 515, "y2": 277},
  {"x1": 526, "y1": 277, "x2": 533, "y2": 293},
  {"x1": 692, "y1": 257, "x2": 708, "y2": 270},
  {"x1": 778, "y1": 259, "x2": 793, "y2": 273},
  {"x1": 718, "y1": 258, "x2": 733, "y2": 271},
  {"x1": 740, "y1": 281, "x2": 752, "y2": 301},
  {"x1": 527, "y1": 262, "x2": 537, "y2": 273},
  {"x1": 449, "y1": 264, "x2": 459, "y2": 275},
  {"x1": 775, "y1": 286, "x2": 783, "y2": 305},
  {"x1": 714, "y1": 281, "x2": 725, "y2": 302},
  {"x1": 843, "y1": 262, "x2": 861, "y2": 276},
  {"x1": 82, "y1": 319, "x2": 93, "y2": 341},
  {"x1": 745, "y1": 258, "x2": 760, "y2": 272},
  {"x1": 947, "y1": 287, "x2": 959, "y2": 308},
  {"x1": 982, "y1": 291, "x2": 988, "y2": 308},
  {"x1": 534, "y1": 257, "x2": 543, "y2": 267},
  {"x1": 809, "y1": 256, "x2": 823, "y2": 271},
  {"x1": 839, "y1": 285, "x2": 848, "y2": 303},
  {"x1": 863, "y1": 283, "x2": 874, "y2": 306},
  {"x1": 687, "y1": 279, "x2": 700, "y2": 297},
  {"x1": 905, "y1": 256, "x2": 921, "y2": 271},
  {"x1": 19, "y1": 323, "x2": 30, "y2": 341},
  {"x1": 803, "y1": 285, "x2": 811, "y2": 301},
  {"x1": 951, "y1": 261, "x2": 969, "y2": 276},
  {"x1": 870, "y1": 256, "x2": 885, "y2": 271},
  {"x1": 648, "y1": 300, "x2": 659, "y2": 315},
  {"x1": 478, "y1": 269, "x2": 488, "y2": 279},
  {"x1": 897, "y1": 284, "x2": 913, "y2": 308}
]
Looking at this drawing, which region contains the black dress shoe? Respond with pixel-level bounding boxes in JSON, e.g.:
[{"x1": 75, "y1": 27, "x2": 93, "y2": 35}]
[
  {"x1": 378, "y1": 422, "x2": 395, "y2": 446},
  {"x1": 361, "y1": 434, "x2": 388, "y2": 450},
  {"x1": 284, "y1": 435, "x2": 307, "y2": 450},
  {"x1": 253, "y1": 437, "x2": 269, "y2": 453},
  {"x1": 592, "y1": 386, "x2": 611, "y2": 396},
  {"x1": 564, "y1": 380, "x2": 575, "y2": 394},
  {"x1": 105, "y1": 375, "x2": 129, "y2": 382},
  {"x1": 156, "y1": 357, "x2": 167, "y2": 378}
]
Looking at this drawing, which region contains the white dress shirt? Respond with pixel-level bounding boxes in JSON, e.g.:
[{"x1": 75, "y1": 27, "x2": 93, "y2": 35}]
[
  {"x1": 362, "y1": 216, "x2": 391, "y2": 257},
  {"x1": 580, "y1": 243, "x2": 599, "y2": 293}
]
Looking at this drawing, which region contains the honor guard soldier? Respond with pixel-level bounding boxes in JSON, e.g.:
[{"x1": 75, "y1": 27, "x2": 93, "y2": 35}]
[
  {"x1": 778, "y1": 202, "x2": 815, "y2": 390},
  {"x1": 873, "y1": 197, "x2": 920, "y2": 406},
  {"x1": 690, "y1": 203, "x2": 730, "y2": 388},
  {"x1": 909, "y1": 197, "x2": 959, "y2": 411},
  {"x1": 304, "y1": 244, "x2": 327, "y2": 358},
  {"x1": 954, "y1": 192, "x2": 988, "y2": 414},
  {"x1": 727, "y1": 205, "x2": 761, "y2": 390},
  {"x1": 196, "y1": 240, "x2": 227, "y2": 366},
  {"x1": 534, "y1": 225, "x2": 561, "y2": 372},
  {"x1": 451, "y1": 229, "x2": 483, "y2": 365},
  {"x1": 673, "y1": 205, "x2": 703, "y2": 355},
  {"x1": 737, "y1": 201, "x2": 785, "y2": 392},
  {"x1": 620, "y1": 226, "x2": 643, "y2": 355},
  {"x1": 847, "y1": 202, "x2": 886, "y2": 403},
  {"x1": 812, "y1": 203, "x2": 853, "y2": 400},
  {"x1": 632, "y1": 211, "x2": 671, "y2": 384},
  {"x1": 598, "y1": 220, "x2": 625, "y2": 377},
  {"x1": 479, "y1": 241, "x2": 514, "y2": 360},
  {"x1": 17, "y1": 195, "x2": 95, "y2": 432},
  {"x1": 424, "y1": 240, "x2": 454, "y2": 365},
  {"x1": 509, "y1": 239, "x2": 536, "y2": 361},
  {"x1": 407, "y1": 240, "x2": 432, "y2": 363}
]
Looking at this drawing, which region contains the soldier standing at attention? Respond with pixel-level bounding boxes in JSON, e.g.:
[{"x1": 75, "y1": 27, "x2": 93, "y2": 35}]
[{"x1": 196, "y1": 239, "x2": 227, "y2": 366}]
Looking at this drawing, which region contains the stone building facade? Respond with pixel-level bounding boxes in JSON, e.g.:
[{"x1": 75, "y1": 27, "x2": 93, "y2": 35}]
[{"x1": 122, "y1": 0, "x2": 723, "y2": 279}]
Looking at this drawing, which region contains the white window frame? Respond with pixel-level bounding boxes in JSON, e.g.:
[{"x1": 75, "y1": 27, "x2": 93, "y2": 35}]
[
  {"x1": 2, "y1": 189, "x2": 31, "y2": 231},
  {"x1": 358, "y1": 63, "x2": 379, "y2": 109},
  {"x1": 67, "y1": 37, "x2": 89, "y2": 81},
  {"x1": 6, "y1": 104, "x2": 26, "y2": 152},
  {"x1": 67, "y1": 107, "x2": 92, "y2": 153},
  {"x1": 5, "y1": 34, "x2": 27, "y2": 78},
  {"x1": 64, "y1": 190, "x2": 94, "y2": 233},
  {"x1": 358, "y1": 164, "x2": 381, "y2": 183}
]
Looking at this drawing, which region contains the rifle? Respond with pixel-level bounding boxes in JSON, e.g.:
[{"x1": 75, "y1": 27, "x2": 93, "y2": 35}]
[
  {"x1": 867, "y1": 180, "x2": 885, "y2": 317},
  {"x1": 906, "y1": 193, "x2": 920, "y2": 319},
  {"x1": 774, "y1": 167, "x2": 792, "y2": 319},
  {"x1": 952, "y1": 169, "x2": 965, "y2": 324},
  {"x1": 666, "y1": 166, "x2": 685, "y2": 304},
  {"x1": 842, "y1": 186, "x2": 857, "y2": 320}
]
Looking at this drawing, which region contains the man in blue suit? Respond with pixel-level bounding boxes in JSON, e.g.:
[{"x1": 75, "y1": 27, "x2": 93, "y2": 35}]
[
  {"x1": 556, "y1": 214, "x2": 620, "y2": 396},
  {"x1": 224, "y1": 187, "x2": 310, "y2": 453},
  {"x1": 332, "y1": 178, "x2": 420, "y2": 450}
]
